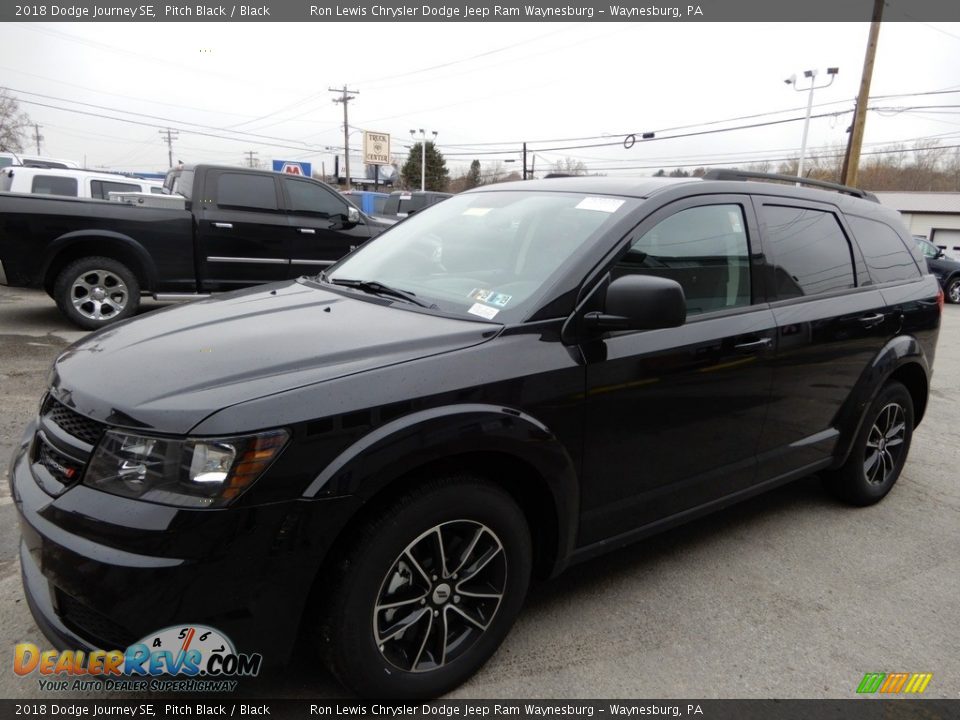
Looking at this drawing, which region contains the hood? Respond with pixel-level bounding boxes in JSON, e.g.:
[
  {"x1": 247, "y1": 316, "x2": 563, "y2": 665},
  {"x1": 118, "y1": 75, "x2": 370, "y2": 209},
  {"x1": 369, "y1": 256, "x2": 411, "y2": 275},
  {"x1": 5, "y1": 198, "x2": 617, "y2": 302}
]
[{"x1": 49, "y1": 280, "x2": 498, "y2": 434}]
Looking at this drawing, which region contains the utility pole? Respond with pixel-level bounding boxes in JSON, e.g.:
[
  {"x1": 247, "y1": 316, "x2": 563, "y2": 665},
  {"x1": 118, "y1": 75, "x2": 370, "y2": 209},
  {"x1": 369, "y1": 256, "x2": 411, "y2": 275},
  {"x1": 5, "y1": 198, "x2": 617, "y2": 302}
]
[
  {"x1": 522, "y1": 142, "x2": 528, "y2": 180},
  {"x1": 329, "y1": 85, "x2": 359, "y2": 187},
  {"x1": 842, "y1": 0, "x2": 884, "y2": 187},
  {"x1": 32, "y1": 123, "x2": 43, "y2": 155},
  {"x1": 244, "y1": 150, "x2": 259, "y2": 168},
  {"x1": 158, "y1": 128, "x2": 179, "y2": 169}
]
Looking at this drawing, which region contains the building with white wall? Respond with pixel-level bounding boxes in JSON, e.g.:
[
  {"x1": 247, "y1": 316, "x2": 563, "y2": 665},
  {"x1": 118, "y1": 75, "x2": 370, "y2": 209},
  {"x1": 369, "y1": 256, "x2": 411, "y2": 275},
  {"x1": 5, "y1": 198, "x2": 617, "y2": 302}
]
[{"x1": 875, "y1": 192, "x2": 960, "y2": 258}]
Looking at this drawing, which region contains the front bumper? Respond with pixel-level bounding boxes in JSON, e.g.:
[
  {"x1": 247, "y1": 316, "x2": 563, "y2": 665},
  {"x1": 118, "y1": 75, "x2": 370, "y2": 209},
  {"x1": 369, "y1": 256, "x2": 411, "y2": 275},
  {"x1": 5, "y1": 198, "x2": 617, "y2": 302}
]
[{"x1": 10, "y1": 431, "x2": 358, "y2": 663}]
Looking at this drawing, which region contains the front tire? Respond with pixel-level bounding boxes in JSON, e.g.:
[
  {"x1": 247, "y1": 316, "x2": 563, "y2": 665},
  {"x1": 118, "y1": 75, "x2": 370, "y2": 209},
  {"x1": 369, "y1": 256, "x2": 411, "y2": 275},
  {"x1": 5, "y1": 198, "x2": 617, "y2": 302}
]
[
  {"x1": 53, "y1": 257, "x2": 141, "y2": 330},
  {"x1": 826, "y1": 381, "x2": 914, "y2": 506},
  {"x1": 321, "y1": 477, "x2": 531, "y2": 698}
]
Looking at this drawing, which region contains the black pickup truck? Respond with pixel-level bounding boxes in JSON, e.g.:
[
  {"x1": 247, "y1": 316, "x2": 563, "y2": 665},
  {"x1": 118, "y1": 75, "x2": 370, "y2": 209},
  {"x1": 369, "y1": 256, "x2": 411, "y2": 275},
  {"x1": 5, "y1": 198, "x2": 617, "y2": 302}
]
[{"x1": 0, "y1": 164, "x2": 388, "y2": 328}]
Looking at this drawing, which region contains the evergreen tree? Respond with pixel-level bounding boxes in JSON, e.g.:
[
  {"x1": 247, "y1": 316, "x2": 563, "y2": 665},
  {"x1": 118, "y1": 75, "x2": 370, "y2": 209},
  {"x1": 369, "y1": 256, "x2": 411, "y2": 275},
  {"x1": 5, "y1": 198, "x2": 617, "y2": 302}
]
[
  {"x1": 466, "y1": 159, "x2": 482, "y2": 189},
  {"x1": 401, "y1": 142, "x2": 450, "y2": 191}
]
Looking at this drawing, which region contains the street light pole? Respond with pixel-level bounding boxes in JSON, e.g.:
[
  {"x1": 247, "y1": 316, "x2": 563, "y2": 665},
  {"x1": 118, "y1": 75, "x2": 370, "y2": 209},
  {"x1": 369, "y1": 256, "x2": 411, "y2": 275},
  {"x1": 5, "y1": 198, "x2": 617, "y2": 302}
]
[
  {"x1": 785, "y1": 67, "x2": 838, "y2": 182},
  {"x1": 410, "y1": 129, "x2": 438, "y2": 191}
]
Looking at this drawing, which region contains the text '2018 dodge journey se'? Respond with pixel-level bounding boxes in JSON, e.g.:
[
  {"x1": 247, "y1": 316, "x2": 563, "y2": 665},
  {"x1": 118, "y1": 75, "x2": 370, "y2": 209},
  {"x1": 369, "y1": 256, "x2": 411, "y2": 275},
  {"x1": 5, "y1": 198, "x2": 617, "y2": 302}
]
[{"x1": 11, "y1": 171, "x2": 941, "y2": 697}]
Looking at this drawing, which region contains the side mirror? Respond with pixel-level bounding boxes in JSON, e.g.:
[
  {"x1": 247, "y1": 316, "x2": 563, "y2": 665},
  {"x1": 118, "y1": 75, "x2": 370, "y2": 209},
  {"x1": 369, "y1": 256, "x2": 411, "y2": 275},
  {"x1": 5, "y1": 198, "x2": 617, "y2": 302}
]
[
  {"x1": 346, "y1": 206, "x2": 360, "y2": 226},
  {"x1": 585, "y1": 274, "x2": 686, "y2": 332}
]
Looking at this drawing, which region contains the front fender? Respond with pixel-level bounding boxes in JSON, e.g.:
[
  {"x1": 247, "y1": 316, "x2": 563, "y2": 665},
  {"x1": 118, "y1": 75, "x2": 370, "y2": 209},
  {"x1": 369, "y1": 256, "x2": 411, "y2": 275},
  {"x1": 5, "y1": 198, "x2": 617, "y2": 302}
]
[{"x1": 302, "y1": 403, "x2": 579, "y2": 576}]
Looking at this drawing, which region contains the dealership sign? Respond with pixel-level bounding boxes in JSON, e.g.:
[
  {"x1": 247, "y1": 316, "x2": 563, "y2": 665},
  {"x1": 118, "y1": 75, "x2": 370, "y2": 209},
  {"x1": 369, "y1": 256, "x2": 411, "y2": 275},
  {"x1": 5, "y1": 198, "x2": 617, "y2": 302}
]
[{"x1": 363, "y1": 131, "x2": 391, "y2": 165}]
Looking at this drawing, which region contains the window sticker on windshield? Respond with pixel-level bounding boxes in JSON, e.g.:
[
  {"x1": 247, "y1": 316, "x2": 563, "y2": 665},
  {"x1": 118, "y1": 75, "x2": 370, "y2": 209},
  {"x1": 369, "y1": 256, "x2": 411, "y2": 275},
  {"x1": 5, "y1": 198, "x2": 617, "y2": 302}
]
[
  {"x1": 463, "y1": 207, "x2": 491, "y2": 216},
  {"x1": 468, "y1": 288, "x2": 512, "y2": 307},
  {"x1": 576, "y1": 197, "x2": 624, "y2": 213},
  {"x1": 469, "y1": 288, "x2": 494, "y2": 302},
  {"x1": 468, "y1": 303, "x2": 499, "y2": 320}
]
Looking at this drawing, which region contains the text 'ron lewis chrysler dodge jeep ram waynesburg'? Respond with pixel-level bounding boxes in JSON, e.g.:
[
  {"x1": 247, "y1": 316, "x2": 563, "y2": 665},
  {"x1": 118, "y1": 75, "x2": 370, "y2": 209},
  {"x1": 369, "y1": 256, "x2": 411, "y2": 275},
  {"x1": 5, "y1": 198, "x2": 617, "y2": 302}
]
[{"x1": 10, "y1": 171, "x2": 941, "y2": 697}]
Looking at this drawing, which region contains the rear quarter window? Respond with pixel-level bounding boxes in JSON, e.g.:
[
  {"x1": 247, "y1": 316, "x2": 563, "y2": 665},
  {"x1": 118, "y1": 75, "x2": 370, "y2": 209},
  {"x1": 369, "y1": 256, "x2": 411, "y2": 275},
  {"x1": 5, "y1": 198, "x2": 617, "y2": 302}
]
[
  {"x1": 31, "y1": 175, "x2": 78, "y2": 197},
  {"x1": 846, "y1": 215, "x2": 922, "y2": 284}
]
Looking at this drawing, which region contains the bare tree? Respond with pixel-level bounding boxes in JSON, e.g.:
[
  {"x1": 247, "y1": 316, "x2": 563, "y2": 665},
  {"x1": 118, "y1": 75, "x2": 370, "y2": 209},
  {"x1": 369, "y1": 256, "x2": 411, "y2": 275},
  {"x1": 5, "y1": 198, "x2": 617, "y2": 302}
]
[
  {"x1": 551, "y1": 157, "x2": 588, "y2": 176},
  {"x1": 0, "y1": 89, "x2": 31, "y2": 153}
]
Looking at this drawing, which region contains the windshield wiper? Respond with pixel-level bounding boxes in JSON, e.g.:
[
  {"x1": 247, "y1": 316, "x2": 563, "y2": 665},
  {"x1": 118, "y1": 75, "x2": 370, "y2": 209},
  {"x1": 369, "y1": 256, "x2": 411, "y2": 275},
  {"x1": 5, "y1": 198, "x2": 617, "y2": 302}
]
[{"x1": 329, "y1": 278, "x2": 436, "y2": 309}]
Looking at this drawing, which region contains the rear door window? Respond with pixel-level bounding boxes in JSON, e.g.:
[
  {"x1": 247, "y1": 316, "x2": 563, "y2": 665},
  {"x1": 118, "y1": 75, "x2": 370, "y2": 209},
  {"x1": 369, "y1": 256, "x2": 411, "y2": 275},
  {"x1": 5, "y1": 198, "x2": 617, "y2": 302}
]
[
  {"x1": 760, "y1": 205, "x2": 855, "y2": 299},
  {"x1": 216, "y1": 173, "x2": 279, "y2": 211}
]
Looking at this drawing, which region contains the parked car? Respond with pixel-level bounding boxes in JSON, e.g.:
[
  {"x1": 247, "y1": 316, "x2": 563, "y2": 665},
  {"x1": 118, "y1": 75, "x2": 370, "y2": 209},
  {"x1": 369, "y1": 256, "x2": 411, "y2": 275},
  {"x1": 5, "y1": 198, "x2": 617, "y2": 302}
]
[
  {"x1": 0, "y1": 164, "x2": 389, "y2": 328},
  {"x1": 381, "y1": 189, "x2": 452, "y2": 219},
  {"x1": 915, "y1": 235, "x2": 960, "y2": 303},
  {"x1": 0, "y1": 166, "x2": 165, "y2": 199},
  {"x1": 10, "y1": 170, "x2": 941, "y2": 698}
]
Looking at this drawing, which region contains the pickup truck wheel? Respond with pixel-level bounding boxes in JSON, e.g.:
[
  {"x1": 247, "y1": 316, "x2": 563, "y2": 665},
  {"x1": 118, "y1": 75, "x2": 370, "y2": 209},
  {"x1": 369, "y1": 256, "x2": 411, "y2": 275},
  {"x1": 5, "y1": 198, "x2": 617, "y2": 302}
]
[
  {"x1": 947, "y1": 276, "x2": 960, "y2": 304},
  {"x1": 321, "y1": 477, "x2": 531, "y2": 698},
  {"x1": 825, "y1": 381, "x2": 914, "y2": 506},
  {"x1": 54, "y1": 257, "x2": 141, "y2": 330}
]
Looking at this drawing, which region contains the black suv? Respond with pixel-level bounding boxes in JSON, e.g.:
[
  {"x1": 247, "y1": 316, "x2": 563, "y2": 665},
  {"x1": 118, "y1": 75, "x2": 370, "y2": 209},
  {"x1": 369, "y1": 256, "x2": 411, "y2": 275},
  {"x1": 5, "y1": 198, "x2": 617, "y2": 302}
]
[
  {"x1": 10, "y1": 171, "x2": 942, "y2": 698},
  {"x1": 915, "y1": 236, "x2": 960, "y2": 303}
]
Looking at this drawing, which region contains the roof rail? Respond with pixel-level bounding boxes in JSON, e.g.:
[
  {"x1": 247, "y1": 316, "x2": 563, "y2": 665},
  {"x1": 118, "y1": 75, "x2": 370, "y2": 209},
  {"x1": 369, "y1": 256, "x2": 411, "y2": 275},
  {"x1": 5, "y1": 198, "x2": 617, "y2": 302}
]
[{"x1": 702, "y1": 168, "x2": 879, "y2": 203}]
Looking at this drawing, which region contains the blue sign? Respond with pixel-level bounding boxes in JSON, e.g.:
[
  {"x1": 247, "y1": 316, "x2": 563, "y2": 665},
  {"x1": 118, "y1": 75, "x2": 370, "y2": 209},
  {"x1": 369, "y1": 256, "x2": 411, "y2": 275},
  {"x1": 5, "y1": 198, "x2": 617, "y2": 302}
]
[{"x1": 272, "y1": 160, "x2": 312, "y2": 176}]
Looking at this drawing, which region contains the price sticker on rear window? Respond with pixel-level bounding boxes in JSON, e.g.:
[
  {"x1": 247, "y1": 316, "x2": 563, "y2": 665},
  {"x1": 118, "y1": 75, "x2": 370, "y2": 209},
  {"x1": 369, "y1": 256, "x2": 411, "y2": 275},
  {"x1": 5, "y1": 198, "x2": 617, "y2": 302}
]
[{"x1": 576, "y1": 197, "x2": 624, "y2": 213}]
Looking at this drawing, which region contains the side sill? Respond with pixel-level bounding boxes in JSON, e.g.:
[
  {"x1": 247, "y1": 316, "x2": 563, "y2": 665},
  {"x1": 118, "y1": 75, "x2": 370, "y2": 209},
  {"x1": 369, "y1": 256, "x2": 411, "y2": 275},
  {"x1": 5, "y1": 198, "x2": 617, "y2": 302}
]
[{"x1": 564, "y1": 458, "x2": 833, "y2": 569}]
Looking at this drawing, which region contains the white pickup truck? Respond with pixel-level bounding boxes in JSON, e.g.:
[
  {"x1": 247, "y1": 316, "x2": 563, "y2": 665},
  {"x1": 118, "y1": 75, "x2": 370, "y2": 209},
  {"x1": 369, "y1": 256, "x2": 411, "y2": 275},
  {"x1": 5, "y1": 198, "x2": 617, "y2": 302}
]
[{"x1": 0, "y1": 166, "x2": 165, "y2": 199}]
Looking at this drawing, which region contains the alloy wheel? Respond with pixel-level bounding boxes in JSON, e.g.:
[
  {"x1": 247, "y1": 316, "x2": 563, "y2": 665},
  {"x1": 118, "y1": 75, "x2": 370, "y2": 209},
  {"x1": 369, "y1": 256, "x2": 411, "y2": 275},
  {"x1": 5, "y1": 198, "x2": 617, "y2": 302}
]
[
  {"x1": 863, "y1": 402, "x2": 906, "y2": 485},
  {"x1": 70, "y1": 269, "x2": 129, "y2": 322},
  {"x1": 373, "y1": 520, "x2": 507, "y2": 673}
]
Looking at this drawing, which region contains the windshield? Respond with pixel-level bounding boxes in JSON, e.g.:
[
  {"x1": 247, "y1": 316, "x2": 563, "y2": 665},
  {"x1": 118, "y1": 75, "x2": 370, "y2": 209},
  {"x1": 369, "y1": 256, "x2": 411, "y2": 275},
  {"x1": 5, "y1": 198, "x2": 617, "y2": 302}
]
[{"x1": 327, "y1": 190, "x2": 636, "y2": 322}]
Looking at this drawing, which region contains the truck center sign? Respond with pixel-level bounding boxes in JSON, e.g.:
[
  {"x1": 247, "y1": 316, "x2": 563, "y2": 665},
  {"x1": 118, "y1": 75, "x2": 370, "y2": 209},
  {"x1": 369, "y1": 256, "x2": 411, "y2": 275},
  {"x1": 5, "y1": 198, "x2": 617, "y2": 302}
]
[{"x1": 363, "y1": 131, "x2": 391, "y2": 166}]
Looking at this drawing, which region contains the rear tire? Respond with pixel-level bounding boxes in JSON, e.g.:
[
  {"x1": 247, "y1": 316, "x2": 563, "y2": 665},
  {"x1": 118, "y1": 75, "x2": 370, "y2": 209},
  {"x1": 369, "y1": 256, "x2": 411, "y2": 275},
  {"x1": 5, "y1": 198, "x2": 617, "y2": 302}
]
[
  {"x1": 946, "y1": 276, "x2": 960, "y2": 304},
  {"x1": 825, "y1": 381, "x2": 914, "y2": 506},
  {"x1": 320, "y1": 476, "x2": 531, "y2": 698},
  {"x1": 53, "y1": 257, "x2": 141, "y2": 330}
]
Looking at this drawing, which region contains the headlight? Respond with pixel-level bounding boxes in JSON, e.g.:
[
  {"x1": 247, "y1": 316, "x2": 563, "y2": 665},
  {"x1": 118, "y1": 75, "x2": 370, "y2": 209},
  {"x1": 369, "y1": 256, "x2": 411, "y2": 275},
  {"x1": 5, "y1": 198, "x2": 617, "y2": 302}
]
[{"x1": 84, "y1": 429, "x2": 288, "y2": 508}]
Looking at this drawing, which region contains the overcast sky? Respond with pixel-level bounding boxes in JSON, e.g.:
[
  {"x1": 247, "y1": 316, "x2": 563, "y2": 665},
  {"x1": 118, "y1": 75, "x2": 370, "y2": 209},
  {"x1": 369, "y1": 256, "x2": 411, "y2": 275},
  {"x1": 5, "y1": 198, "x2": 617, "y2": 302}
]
[{"x1": 2, "y1": 20, "x2": 959, "y2": 178}]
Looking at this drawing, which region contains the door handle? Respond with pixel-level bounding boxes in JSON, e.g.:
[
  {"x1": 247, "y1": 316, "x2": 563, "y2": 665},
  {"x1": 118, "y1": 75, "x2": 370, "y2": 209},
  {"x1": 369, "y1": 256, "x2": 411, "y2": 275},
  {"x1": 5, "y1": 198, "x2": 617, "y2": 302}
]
[
  {"x1": 858, "y1": 313, "x2": 886, "y2": 325},
  {"x1": 734, "y1": 338, "x2": 772, "y2": 352},
  {"x1": 213, "y1": 222, "x2": 233, "y2": 229},
  {"x1": 297, "y1": 228, "x2": 316, "y2": 235}
]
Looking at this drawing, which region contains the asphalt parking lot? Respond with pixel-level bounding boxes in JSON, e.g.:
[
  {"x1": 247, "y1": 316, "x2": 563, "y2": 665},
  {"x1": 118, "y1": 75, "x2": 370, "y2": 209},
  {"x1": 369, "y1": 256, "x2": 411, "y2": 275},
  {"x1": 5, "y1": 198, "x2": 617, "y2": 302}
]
[{"x1": 0, "y1": 285, "x2": 958, "y2": 700}]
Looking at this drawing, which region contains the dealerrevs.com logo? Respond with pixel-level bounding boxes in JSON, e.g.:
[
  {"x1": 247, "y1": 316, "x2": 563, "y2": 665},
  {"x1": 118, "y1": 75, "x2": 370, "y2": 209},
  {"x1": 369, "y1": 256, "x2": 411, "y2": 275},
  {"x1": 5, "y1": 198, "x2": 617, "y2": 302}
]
[
  {"x1": 14, "y1": 625, "x2": 262, "y2": 693},
  {"x1": 856, "y1": 672, "x2": 933, "y2": 694}
]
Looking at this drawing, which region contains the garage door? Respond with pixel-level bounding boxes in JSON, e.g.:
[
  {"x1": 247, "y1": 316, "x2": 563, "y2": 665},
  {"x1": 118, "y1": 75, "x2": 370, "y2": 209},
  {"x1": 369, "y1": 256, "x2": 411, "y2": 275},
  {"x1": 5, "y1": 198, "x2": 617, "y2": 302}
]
[{"x1": 933, "y1": 228, "x2": 960, "y2": 260}]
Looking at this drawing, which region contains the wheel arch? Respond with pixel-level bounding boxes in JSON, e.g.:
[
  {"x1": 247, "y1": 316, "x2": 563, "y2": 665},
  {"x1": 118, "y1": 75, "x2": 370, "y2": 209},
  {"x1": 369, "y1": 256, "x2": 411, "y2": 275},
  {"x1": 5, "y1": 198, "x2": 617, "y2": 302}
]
[
  {"x1": 42, "y1": 231, "x2": 157, "y2": 295},
  {"x1": 831, "y1": 336, "x2": 930, "y2": 469},
  {"x1": 303, "y1": 404, "x2": 580, "y2": 580}
]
